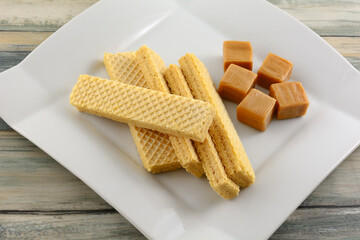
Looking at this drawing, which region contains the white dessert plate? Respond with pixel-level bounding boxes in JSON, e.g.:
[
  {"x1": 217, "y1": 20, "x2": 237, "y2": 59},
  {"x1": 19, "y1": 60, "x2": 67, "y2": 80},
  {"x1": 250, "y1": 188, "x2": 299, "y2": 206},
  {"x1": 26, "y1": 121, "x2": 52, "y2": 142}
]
[{"x1": 1, "y1": 0, "x2": 359, "y2": 239}]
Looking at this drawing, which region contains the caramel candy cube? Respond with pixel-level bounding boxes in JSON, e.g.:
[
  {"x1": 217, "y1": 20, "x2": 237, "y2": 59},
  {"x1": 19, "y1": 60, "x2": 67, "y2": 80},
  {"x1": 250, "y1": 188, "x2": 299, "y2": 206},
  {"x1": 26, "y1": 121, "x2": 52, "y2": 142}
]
[
  {"x1": 218, "y1": 64, "x2": 257, "y2": 103},
  {"x1": 223, "y1": 41, "x2": 253, "y2": 71},
  {"x1": 269, "y1": 82, "x2": 309, "y2": 120},
  {"x1": 257, "y1": 53, "x2": 293, "y2": 89},
  {"x1": 237, "y1": 89, "x2": 276, "y2": 131}
]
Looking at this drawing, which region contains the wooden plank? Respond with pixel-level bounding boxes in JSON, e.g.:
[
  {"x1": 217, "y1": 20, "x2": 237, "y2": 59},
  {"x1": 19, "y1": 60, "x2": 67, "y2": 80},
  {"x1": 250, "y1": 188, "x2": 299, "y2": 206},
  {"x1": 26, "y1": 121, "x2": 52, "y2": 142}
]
[
  {"x1": 0, "y1": 0, "x2": 359, "y2": 36},
  {"x1": 323, "y1": 37, "x2": 360, "y2": 58},
  {"x1": 344, "y1": 56, "x2": 360, "y2": 71},
  {"x1": 0, "y1": 207, "x2": 358, "y2": 240},
  {"x1": 0, "y1": 32, "x2": 51, "y2": 51},
  {"x1": 0, "y1": 131, "x2": 111, "y2": 211},
  {"x1": 0, "y1": 0, "x2": 98, "y2": 32},
  {"x1": 0, "y1": 119, "x2": 11, "y2": 131},
  {"x1": 268, "y1": 0, "x2": 360, "y2": 36},
  {"x1": 271, "y1": 207, "x2": 360, "y2": 239},
  {"x1": 323, "y1": 37, "x2": 360, "y2": 69},
  {"x1": 0, "y1": 213, "x2": 145, "y2": 240},
  {"x1": 0, "y1": 51, "x2": 30, "y2": 72}
]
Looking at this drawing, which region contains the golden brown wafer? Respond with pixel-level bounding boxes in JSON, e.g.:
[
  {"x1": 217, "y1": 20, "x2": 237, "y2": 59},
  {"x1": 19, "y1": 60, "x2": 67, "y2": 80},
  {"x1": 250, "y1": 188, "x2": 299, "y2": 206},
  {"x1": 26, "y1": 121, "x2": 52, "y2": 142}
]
[
  {"x1": 179, "y1": 53, "x2": 255, "y2": 188},
  {"x1": 70, "y1": 75, "x2": 215, "y2": 142},
  {"x1": 129, "y1": 124, "x2": 181, "y2": 173},
  {"x1": 163, "y1": 65, "x2": 204, "y2": 178},
  {"x1": 164, "y1": 64, "x2": 239, "y2": 199},
  {"x1": 196, "y1": 136, "x2": 240, "y2": 199},
  {"x1": 103, "y1": 52, "x2": 180, "y2": 173},
  {"x1": 136, "y1": 45, "x2": 204, "y2": 177},
  {"x1": 104, "y1": 52, "x2": 148, "y2": 88}
]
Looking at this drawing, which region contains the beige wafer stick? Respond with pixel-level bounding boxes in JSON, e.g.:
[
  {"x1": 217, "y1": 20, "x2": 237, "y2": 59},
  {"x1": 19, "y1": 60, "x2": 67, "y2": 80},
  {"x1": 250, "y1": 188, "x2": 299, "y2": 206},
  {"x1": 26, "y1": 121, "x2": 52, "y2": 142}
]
[
  {"x1": 70, "y1": 75, "x2": 215, "y2": 142},
  {"x1": 136, "y1": 45, "x2": 204, "y2": 177},
  {"x1": 104, "y1": 52, "x2": 148, "y2": 88},
  {"x1": 105, "y1": 51, "x2": 203, "y2": 177},
  {"x1": 163, "y1": 65, "x2": 203, "y2": 178},
  {"x1": 179, "y1": 53, "x2": 255, "y2": 188},
  {"x1": 164, "y1": 65, "x2": 239, "y2": 199},
  {"x1": 104, "y1": 52, "x2": 180, "y2": 173},
  {"x1": 129, "y1": 125, "x2": 180, "y2": 173}
]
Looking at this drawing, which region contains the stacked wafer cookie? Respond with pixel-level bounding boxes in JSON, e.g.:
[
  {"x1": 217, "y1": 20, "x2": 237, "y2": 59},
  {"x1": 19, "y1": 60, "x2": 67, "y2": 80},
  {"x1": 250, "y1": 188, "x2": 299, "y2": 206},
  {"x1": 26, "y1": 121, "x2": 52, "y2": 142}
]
[
  {"x1": 70, "y1": 45, "x2": 255, "y2": 199},
  {"x1": 103, "y1": 52, "x2": 180, "y2": 173}
]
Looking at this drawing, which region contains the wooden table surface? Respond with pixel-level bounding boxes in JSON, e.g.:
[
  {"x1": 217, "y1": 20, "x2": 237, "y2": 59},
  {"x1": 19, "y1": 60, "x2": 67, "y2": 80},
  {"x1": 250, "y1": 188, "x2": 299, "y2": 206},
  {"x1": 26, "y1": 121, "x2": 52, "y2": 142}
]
[{"x1": 0, "y1": 0, "x2": 359, "y2": 239}]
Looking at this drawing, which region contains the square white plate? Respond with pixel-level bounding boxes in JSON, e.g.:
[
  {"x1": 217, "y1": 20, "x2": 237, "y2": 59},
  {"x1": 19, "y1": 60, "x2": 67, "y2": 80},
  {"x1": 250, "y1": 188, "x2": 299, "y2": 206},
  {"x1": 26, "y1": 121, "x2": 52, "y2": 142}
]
[{"x1": 1, "y1": 0, "x2": 360, "y2": 239}]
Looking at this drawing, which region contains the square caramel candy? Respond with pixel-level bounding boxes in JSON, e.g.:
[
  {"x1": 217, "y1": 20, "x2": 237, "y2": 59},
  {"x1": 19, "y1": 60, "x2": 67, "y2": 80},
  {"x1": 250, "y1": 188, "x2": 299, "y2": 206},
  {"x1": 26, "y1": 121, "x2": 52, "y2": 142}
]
[
  {"x1": 218, "y1": 64, "x2": 257, "y2": 103},
  {"x1": 223, "y1": 41, "x2": 253, "y2": 71},
  {"x1": 256, "y1": 53, "x2": 293, "y2": 89},
  {"x1": 269, "y1": 82, "x2": 309, "y2": 120},
  {"x1": 237, "y1": 89, "x2": 276, "y2": 131}
]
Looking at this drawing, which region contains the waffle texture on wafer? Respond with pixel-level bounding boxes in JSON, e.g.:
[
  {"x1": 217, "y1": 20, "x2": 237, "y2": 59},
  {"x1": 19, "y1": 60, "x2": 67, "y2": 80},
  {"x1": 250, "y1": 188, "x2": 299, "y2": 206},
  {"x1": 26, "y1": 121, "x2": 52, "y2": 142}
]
[
  {"x1": 179, "y1": 53, "x2": 255, "y2": 187},
  {"x1": 136, "y1": 45, "x2": 204, "y2": 177},
  {"x1": 129, "y1": 124, "x2": 181, "y2": 173},
  {"x1": 165, "y1": 64, "x2": 239, "y2": 198},
  {"x1": 70, "y1": 75, "x2": 215, "y2": 142},
  {"x1": 104, "y1": 52, "x2": 180, "y2": 173},
  {"x1": 163, "y1": 65, "x2": 204, "y2": 178},
  {"x1": 195, "y1": 136, "x2": 239, "y2": 199},
  {"x1": 104, "y1": 52, "x2": 148, "y2": 88}
]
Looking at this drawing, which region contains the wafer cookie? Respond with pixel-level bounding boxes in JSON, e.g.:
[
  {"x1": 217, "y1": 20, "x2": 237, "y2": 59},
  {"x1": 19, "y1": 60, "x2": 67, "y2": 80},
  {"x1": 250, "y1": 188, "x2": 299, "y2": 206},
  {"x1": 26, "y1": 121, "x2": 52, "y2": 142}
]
[
  {"x1": 129, "y1": 124, "x2": 181, "y2": 173},
  {"x1": 164, "y1": 64, "x2": 239, "y2": 199},
  {"x1": 136, "y1": 45, "x2": 204, "y2": 177},
  {"x1": 104, "y1": 52, "x2": 148, "y2": 88},
  {"x1": 196, "y1": 136, "x2": 239, "y2": 199},
  {"x1": 105, "y1": 51, "x2": 203, "y2": 177},
  {"x1": 179, "y1": 53, "x2": 255, "y2": 187},
  {"x1": 163, "y1": 65, "x2": 204, "y2": 178},
  {"x1": 103, "y1": 52, "x2": 180, "y2": 173},
  {"x1": 70, "y1": 75, "x2": 215, "y2": 142}
]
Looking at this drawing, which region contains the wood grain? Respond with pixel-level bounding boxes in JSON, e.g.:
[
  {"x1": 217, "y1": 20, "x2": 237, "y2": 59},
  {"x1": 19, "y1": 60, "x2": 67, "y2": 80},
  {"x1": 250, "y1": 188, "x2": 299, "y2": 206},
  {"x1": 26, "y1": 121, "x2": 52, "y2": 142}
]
[
  {"x1": 0, "y1": 51, "x2": 30, "y2": 72},
  {"x1": 0, "y1": 0, "x2": 359, "y2": 239},
  {"x1": 0, "y1": 213, "x2": 144, "y2": 240},
  {"x1": 1, "y1": 207, "x2": 359, "y2": 240},
  {"x1": 0, "y1": 0, "x2": 359, "y2": 36},
  {"x1": 0, "y1": 131, "x2": 110, "y2": 211},
  {"x1": 271, "y1": 207, "x2": 360, "y2": 240},
  {"x1": 1, "y1": 207, "x2": 359, "y2": 239},
  {"x1": 324, "y1": 37, "x2": 360, "y2": 57},
  {"x1": 268, "y1": 0, "x2": 360, "y2": 36},
  {"x1": 0, "y1": 119, "x2": 11, "y2": 131},
  {"x1": 0, "y1": 32, "x2": 51, "y2": 51},
  {"x1": 0, "y1": 0, "x2": 98, "y2": 32}
]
